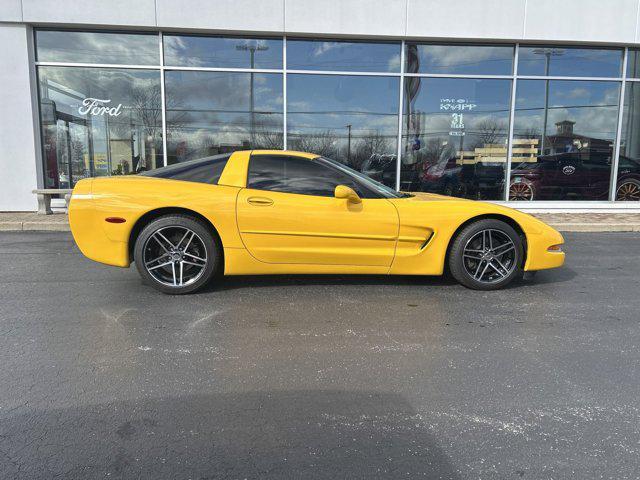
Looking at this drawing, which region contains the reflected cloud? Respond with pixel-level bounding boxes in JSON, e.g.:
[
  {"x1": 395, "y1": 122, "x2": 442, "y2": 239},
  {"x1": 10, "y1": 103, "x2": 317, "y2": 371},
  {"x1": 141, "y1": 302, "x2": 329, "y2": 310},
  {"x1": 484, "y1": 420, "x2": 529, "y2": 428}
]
[{"x1": 37, "y1": 30, "x2": 158, "y2": 65}]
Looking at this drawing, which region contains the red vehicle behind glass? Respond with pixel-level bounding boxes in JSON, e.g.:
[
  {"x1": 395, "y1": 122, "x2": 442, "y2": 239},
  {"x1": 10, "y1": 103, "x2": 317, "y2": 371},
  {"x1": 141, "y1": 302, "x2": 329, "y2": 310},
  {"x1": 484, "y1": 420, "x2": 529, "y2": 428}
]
[{"x1": 509, "y1": 151, "x2": 640, "y2": 201}]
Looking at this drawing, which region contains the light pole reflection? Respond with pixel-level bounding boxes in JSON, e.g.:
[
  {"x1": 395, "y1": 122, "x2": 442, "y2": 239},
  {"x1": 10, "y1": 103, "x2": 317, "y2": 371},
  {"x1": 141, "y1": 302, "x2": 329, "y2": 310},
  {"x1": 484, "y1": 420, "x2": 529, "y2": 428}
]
[{"x1": 236, "y1": 43, "x2": 269, "y2": 145}]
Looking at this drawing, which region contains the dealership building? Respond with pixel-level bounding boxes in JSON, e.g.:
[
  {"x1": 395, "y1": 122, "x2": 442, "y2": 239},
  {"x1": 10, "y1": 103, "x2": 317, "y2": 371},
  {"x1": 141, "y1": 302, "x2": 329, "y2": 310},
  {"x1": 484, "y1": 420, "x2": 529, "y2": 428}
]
[{"x1": 2, "y1": 0, "x2": 640, "y2": 212}]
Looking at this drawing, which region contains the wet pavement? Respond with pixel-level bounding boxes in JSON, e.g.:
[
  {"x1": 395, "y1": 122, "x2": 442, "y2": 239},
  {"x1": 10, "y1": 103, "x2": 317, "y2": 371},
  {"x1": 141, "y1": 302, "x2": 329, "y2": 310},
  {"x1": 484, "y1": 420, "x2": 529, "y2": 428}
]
[{"x1": 0, "y1": 231, "x2": 639, "y2": 479}]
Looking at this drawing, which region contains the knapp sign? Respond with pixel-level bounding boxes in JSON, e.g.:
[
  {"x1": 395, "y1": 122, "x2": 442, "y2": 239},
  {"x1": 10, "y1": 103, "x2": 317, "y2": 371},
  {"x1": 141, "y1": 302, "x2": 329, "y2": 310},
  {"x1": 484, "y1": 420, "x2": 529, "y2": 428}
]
[
  {"x1": 440, "y1": 98, "x2": 476, "y2": 137},
  {"x1": 79, "y1": 98, "x2": 124, "y2": 117}
]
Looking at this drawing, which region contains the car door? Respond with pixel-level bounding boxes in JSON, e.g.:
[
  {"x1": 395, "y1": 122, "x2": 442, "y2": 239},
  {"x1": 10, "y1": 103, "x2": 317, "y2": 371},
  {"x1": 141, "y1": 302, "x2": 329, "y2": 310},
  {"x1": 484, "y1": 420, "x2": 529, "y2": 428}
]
[{"x1": 236, "y1": 154, "x2": 399, "y2": 266}]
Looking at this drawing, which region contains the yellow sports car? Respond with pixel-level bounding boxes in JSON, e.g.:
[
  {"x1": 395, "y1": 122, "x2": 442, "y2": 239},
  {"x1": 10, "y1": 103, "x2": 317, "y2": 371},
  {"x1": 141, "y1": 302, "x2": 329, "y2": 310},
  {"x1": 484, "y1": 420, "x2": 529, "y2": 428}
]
[{"x1": 69, "y1": 150, "x2": 565, "y2": 294}]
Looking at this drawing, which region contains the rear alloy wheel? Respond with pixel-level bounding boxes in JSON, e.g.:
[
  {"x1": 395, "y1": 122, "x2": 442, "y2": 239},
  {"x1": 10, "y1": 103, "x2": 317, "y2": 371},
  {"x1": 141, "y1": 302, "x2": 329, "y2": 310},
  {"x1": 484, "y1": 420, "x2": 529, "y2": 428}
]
[
  {"x1": 449, "y1": 219, "x2": 524, "y2": 290},
  {"x1": 509, "y1": 180, "x2": 535, "y2": 201},
  {"x1": 616, "y1": 179, "x2": 640, "y2": 201},
  {"x1": 134, "y1": 215, "x2": 220, "y2": 294}
]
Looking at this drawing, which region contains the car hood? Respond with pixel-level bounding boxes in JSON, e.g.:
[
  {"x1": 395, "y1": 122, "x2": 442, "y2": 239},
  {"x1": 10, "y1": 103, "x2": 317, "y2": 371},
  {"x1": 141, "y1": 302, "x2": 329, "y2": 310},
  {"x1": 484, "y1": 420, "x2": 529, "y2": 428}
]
[{"x1": 401, "y1": 191, "x2": 469, "y2": 202}]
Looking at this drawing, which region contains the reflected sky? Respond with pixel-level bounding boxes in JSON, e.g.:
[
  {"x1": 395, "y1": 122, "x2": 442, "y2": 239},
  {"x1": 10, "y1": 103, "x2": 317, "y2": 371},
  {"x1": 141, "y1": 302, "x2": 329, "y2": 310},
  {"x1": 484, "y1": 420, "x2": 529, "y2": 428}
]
[
  {"x1": 518, "y1": 46, "x2": 622, "y2": 78},
  {"x1": 164, "y1": 71, "x2": 283, "y2": 162},
  {"x1": 36, "y1": 30, "x2": 159, "y2": 65},
  {"x1": 287, "y1": 39, "x2": 400, "y2": 72},
  {"x1": 513, "y1": 80, "x2": 620, "y2": 141},
  {"x1": 406, "y1": 43, "x2": 513, "y2": 75},
  {"x1": 287, "y1": 74, "x2": 399, "y2": 167},
  {"x1": 163, "y1": 35, "x2": 282, "y2": 69},
  {"x1": 626, "y1": 49, "x2": 640, "y2": 78}
]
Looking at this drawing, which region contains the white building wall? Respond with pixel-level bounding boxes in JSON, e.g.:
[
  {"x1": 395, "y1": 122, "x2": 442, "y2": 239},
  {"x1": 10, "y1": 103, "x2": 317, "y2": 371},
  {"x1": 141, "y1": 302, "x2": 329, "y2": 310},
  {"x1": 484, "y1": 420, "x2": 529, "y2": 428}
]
[
  {"x1": 2, "y1": 0, "x2": 640, "y2": 211},
  {"x1": 2, "y1": 0, "x2": 639, "y2": 44},
  {"x1": 0, "y1": 23, "x2": 39, "y2": 212}
]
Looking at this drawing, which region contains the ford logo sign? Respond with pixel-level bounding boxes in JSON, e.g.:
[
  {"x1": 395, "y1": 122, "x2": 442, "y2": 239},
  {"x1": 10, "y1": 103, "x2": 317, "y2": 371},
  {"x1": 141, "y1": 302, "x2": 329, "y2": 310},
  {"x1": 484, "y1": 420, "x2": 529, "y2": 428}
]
[{"x1": 562, "y1": 165, "x2": 576, "y2": 175}]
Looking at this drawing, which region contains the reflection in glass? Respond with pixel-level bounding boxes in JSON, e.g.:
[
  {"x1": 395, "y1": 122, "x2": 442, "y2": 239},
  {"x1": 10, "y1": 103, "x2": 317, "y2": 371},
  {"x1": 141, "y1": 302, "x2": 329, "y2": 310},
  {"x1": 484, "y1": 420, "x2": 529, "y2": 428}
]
[
  {"x1": 401, "y1": 78, "x2": 512, "y2": 199},
  {"x1": 615, "y1": 83, "x2": 640, "y2": 200},
  {"x1": 518, "y1": 46, "x2": 622, "y2": 78},
  {"x1": 141, "y1": 153, "x2": 231, "y2": 185},
  {"x1": 164, "y1": 71, "x2": 283, "y2": 164},
  {"x1": 163, "y1": 35, "x2": 283, "y2": 69},
  {"x1": 36, "y1": 30, "x2": 159, "y2": 65},
  {"x1": 626, "y1": 49, "x2": 640, "y2": 79},
  {"x1": 405, "y1": 43, "x2": 513, "y2": 75},
  {"x1": 287, "y1": 74, "x2": 399, "y2": 188},
  {"x1": 510, "y1": 80, "x2": 620, "y2": 201},
  {"x1": 287, "y1": 39, "x2": 401, "y2": 72},
  {"x1": 38, "y1": 67, "x2": 163, "y2": 188}
]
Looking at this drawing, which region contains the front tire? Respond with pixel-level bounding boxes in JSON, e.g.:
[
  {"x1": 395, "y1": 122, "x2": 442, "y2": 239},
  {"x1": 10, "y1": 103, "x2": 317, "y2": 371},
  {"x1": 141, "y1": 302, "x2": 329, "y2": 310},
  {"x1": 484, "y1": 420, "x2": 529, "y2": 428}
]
[
  {"x1": 133, "y1": 214, "x2": 220, "y2": 294},
  {"x1": 448, "y1": 219, "x2": 524, "y2": 290}
]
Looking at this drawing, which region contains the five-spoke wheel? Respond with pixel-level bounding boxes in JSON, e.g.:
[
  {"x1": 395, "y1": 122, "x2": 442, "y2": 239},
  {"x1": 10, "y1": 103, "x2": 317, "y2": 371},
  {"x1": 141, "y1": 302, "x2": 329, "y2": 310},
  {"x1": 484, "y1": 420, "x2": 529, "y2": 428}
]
[
  {"x1": 449, "y1": 219, "x2": 524, "y2": 290},
  {"x1": 462, "y1": 229, "x2": 517, "y2": 284},
  {"x1": 134, "y1": 215, "x2": 220, "y2": 294}
]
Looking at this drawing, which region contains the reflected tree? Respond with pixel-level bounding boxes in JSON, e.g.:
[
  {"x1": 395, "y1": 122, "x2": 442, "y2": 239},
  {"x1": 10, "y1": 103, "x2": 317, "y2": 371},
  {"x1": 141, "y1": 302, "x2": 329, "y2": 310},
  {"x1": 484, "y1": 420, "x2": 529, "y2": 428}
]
[
  {"x1": 353, "y1": 131, "x2": 390, "y2": 169},
  {"x1": 473, "y1": 119, "x2": 507, "y2": 147},
  {"x1": 254, "y1": 117, "x2": 284, "y2": 149},
  {"x1": 289, "y1": 130, "x2": 339, "y2": 158}
]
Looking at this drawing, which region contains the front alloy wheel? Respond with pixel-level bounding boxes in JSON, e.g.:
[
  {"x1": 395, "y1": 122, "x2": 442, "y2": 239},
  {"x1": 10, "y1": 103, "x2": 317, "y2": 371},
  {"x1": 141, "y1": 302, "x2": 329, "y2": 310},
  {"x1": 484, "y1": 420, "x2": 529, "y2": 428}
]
[
  {"x1": 449, "y1": 219, "x2": 524, "y2": 290},
  {"x1": 134, "y1": 215, "x2": 220, "y2": 294}
]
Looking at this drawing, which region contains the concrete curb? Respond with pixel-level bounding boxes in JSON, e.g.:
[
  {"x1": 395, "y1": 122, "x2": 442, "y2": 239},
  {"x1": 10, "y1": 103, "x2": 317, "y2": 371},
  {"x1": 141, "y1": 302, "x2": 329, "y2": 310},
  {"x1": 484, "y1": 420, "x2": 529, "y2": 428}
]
[
  {"x1": 0, "y1": 222, "x2": 70, "y2": 232},
  {"x1": 549, "y1": 223, "x2": 640, "y2": 232}
]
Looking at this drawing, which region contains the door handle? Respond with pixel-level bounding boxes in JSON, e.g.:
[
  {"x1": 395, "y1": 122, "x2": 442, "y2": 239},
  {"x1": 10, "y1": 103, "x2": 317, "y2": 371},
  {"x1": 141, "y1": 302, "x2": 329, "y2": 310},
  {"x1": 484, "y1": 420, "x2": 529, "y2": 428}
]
[{"x1": 247, "y1": 196, "x2": 274, "y2": 206}]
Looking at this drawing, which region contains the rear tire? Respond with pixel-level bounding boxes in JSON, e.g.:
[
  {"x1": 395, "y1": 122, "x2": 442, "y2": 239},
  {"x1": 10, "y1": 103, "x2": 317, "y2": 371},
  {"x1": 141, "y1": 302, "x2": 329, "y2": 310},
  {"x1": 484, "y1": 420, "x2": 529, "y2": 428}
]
[
  {"x1": 134, "y1": 214, "x2": 220, "y2": 294},
  {"x1": 448, "y1": 219, "x2": 524, "y2": 290}
]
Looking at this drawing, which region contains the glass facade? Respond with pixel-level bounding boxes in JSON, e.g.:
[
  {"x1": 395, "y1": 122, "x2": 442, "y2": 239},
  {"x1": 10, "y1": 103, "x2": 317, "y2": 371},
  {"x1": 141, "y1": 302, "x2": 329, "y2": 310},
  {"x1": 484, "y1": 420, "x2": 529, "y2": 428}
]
[
  {"x1": 510, "y1": 80, "x2": 619, "y2": 201},
  {"x1": 34, "y1": 29, "x2": 638, "y2": 202},
  {"x1": 287, "y1": 39, "x2": 400, "y2": 72},
  {"x1": 616, "y1": 82, "x2": 640, "y2": 201},
  {"x1": 164, "y1": 71, "x2": 283, "y2": 164},
  {"x1": 518, "y1": 46, "x2": 622, "y2": 78},
  {"x1": 405, "y1": 43, "x2": 513, "y2": 75},
  {"x1": 401, "y1": 77, "x2": 512, "y2": 199},
  {"x1": 38, "y1": 66, "x2": 162, "y2": 187},
  {"x1": 287, "y1": 74, "x2": 399, "y2": 187},
  {"x1": 163, "y1": 35, "x2": 283, "y2": 69}
]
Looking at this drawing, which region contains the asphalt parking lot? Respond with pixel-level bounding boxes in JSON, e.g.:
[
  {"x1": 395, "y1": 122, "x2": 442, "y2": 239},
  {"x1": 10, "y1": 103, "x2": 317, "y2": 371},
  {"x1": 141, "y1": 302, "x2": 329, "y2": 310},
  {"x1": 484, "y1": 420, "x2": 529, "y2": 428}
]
[{"x1": 1, "y1": 231, "x2": 639, "y2": 479}]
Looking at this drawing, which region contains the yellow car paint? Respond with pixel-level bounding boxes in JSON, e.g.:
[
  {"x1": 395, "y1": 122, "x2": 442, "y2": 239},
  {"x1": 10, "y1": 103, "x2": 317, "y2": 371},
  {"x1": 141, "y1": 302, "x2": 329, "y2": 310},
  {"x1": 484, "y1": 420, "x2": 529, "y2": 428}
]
[{"x1": 68, "y1": 149, "x2": 565, "y2": 276}]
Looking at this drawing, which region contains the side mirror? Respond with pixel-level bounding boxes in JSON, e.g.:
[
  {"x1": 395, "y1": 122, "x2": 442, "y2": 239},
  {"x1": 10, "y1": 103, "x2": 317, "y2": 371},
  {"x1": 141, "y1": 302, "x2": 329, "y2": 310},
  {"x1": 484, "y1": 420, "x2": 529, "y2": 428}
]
[{"x1": 334, "y1": 185, "x2": 362, "y2": 204}]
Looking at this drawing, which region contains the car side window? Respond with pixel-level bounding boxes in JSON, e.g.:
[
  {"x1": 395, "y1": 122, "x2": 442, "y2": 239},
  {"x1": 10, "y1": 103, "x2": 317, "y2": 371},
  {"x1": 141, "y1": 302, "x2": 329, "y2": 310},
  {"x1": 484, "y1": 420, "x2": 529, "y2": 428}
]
[
  {"x1": 247, "y1": 155, "x2": 374, "y2": 197},
  {"x1": 140, "y1": 153, "x2": 231, "y2": 184}
]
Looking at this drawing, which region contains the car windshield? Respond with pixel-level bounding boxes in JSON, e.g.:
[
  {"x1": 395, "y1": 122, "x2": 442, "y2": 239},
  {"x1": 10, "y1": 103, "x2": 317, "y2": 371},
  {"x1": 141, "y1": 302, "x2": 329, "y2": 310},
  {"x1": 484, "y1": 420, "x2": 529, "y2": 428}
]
[{"x1": 318, "y1": 156, "x2": 411, "y2": 199}]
